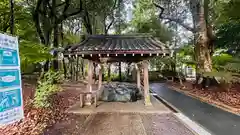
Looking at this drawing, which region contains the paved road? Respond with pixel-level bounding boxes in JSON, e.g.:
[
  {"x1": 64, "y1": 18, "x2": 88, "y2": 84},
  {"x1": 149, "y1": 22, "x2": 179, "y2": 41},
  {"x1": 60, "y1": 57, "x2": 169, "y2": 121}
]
[{"x1": 150, "y1": 83, "x2": 240, "y2": 135}]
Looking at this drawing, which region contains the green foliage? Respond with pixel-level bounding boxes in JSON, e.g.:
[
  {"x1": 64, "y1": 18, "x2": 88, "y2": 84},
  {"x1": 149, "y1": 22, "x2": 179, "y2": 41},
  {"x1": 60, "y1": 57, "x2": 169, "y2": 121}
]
[
  {"x1": 215, "y1": 0, "x2": 240, "y2": 52},
  {"x1": 63, "y1": 33, "x2": 81, "y2": 46},
  {"x1": 215, "y1": 0, "x2": 240, "y2": 23},
  {"x1": 221, "y1": 61, "x2": 240, "y2": 73},
  {"x1": 102, "y1": 71, "x2": 130, "y2": 82},
  {"x1": 34, "y1": 70, "x2": 64, "y2": 108},
  {"x1": 212, "y1": 53, "x2": 233, "y2": 70},
  {"x1": 0, "y1": 0, "x2": 37, "y2": 39},
  {"x1": 203, "y1": 55, "x2": 240, "y2": 89},
  {"x1": 131, "y1": 0, "x2": 173, "y2": 42},
  {"x1": 20, "y1": 40, "x2": 52, "y2": 73},
  {"x1": 177, "y1": 45, "x2": 196, "y2": 66},
  {"x1": 0, "y1": 0, "x2": 51, "y2": 74},
  {"x1": 216, "y1": 20, "x2": 240, "y2": 50}
]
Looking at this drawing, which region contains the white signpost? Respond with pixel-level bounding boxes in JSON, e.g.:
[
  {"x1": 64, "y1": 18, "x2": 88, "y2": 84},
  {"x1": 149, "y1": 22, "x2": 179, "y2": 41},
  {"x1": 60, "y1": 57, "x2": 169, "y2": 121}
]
[{"x1": 0, "y1": 33, "x2": 24, "y2": 126}]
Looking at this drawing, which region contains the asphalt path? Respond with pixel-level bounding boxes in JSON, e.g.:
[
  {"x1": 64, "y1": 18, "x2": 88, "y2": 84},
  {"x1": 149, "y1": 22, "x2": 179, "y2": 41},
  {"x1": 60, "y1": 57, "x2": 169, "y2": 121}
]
[{"x1": 150, "y1": 83, "x2": 240, "y2": 135}]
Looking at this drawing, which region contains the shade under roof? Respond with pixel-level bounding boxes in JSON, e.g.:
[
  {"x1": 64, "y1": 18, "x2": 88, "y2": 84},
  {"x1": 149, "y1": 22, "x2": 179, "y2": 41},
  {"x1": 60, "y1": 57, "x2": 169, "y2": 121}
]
[{"x1": 65, "y1": 35, "x2": 170, "y2": 55}]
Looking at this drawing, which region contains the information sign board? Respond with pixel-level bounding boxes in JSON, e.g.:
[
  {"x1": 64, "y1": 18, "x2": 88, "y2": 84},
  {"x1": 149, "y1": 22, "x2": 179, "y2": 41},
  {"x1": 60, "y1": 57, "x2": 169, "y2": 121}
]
[{"x1": 0, "y1": 33, "x2": 24, "y2": 126}]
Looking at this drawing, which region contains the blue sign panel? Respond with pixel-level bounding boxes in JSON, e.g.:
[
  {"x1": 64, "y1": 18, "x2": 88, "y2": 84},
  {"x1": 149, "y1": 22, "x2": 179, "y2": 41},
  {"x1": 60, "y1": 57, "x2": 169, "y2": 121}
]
[
  {"x1": 0, "y1": 69, "x2": 20, "y2": 88},
  {"x1": 0, "y1": 33, "x2": 23, "y2": 126},
  {"x1": 0, "y1": 48, "x2": 19, "y2": 66},
  {"x1": 0, "y1": 88, "x2": 22, "y2": 112}
]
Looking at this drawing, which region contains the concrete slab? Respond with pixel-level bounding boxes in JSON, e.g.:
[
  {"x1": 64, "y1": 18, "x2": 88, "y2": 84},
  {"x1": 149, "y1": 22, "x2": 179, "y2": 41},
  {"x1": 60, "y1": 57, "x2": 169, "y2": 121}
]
[
  {"x1": 141, "y1": 113, "x2": 195, "y2": 135},
  {"x1": 45, "y1": 113, "x2": 195, "y2": 135},
  {"x1": 67, "y1": 95, "x2": 171, "y2": 114},
  {"x1": 84, "y1": 113, "x2": 147, "y2": 135}
]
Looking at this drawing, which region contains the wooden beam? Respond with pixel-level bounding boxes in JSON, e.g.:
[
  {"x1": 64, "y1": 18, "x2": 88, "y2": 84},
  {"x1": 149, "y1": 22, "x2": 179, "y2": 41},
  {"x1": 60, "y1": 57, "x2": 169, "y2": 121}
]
[
  {"x1": 143, "y1": 60, "x2": 152, "y2": 106},
  {"x1": 81, "y1": 55, "x2": 158, "y2": 63}
]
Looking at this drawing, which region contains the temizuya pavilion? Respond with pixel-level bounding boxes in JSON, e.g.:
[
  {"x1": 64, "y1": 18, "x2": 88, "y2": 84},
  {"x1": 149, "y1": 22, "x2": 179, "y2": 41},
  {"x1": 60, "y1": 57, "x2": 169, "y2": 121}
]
[{"x1": 64, "y1": 35, "x2": 170, "y2": 106}]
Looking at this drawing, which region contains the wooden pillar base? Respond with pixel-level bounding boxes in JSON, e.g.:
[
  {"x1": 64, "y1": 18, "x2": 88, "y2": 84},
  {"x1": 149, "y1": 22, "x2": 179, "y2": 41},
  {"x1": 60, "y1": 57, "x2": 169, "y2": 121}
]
[
  {"x1": 143, "y1": 60, "x2": 152, "y2": 106},
  {"x1": 144, "y1": 95, "x2": 152, "y2": 106},
  {"x1": 85, "y1": 94, "x2": 92, "y2": 106}
]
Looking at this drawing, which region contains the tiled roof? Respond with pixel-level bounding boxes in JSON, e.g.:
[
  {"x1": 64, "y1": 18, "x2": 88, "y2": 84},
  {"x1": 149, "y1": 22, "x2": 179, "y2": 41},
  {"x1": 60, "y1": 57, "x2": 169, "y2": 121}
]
[{"x1": 65, "y1": 35, "x2": 170, "y2": 55}]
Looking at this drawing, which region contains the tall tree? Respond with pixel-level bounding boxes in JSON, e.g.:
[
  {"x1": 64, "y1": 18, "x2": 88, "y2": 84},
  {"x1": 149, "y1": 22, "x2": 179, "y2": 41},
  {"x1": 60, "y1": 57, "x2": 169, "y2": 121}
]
[
  {"x1": 32, "y1": 0, "x2": 83, "y2": 46},
  {"x1": 154, "y1": 0, "x2": 215, "y2": 73},
  {"x1": 30, "y1": 0, "x2": 83, "y2": 70},
  {"x1": 81, "y1": 0, "x2": 120, "y2": 35}
]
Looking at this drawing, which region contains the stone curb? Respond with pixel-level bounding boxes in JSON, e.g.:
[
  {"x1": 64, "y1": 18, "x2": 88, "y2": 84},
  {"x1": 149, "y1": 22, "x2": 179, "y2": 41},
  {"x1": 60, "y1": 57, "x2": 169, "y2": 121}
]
[{"x1": 174, "y1": 113, "x2": 212, "y2": 135}]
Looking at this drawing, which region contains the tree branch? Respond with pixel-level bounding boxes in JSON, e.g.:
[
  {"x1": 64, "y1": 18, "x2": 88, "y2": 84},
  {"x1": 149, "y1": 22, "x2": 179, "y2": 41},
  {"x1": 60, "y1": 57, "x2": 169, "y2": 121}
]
[
  {"x1": 56, "y1": 0, "x2": 83, "y2": 25},
  {"x1": 161, "y1": 16, "x2": 195, "y2": 32},
  {"x1": 82, "y1": 0, "x2": 92, "y2": 34},
  {"x1": 154, "y1": 2, "x2": 196, "y2": 33},
  {"x1": 63, "y1": 0, "x2": 71, "y2": 13},
  {"x1": 105, "y1": 17, "x2": 115, "y2": 34},
  {"x1": 57, "y1": 2, "x2": 66, "y2": 7},
  {"x1": 104, "y1": 0, "x2": 117, "y2": 34},
  {"x1": 3, "y1": 24, "x2": 10, "y2": 32},
  {"x1": 83, "y1": 10, "x2": 92, "y2": 34},
  {"x1": 33, "y1": 0, "x2": 46, "y2": 44}
]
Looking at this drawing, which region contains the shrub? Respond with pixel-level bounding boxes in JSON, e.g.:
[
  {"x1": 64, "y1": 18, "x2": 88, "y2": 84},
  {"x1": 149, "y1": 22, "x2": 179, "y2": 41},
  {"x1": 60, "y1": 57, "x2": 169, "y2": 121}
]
[{"x1": 33, "y1": 70, "x2": 64, "y2": 108}]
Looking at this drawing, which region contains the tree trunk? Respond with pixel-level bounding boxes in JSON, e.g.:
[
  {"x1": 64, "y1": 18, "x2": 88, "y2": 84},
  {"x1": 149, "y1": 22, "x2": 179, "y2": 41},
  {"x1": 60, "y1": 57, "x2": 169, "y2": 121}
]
[
  {"x1": 190, "y1": 0, "x2": 212, "y2": 73},
  {"x1": 52, "y1": 25, "x2": 59, "y2": 70},
  {"x1": 9, "y1": 0, "x2": 14, "y2": 35},
  {"x1": 52, "y1": 0, "x2": 59, "y2": 70}
]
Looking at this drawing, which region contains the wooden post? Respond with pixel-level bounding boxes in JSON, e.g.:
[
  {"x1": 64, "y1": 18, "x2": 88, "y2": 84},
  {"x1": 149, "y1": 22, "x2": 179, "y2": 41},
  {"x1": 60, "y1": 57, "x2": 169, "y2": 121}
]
[
  {"x1": 119, "y1": 62, "x2": 122, "y2": 81},
  {"x1": 98, "y1": 64, "x2": 103, "y2": 90},
  {"x1": 76, "y1": 56, "x2": 79, "y2": 81},
  {"x1": 143, "y1": 60, "x2": 152, "y2": 106},
  {"x1": 85, "y1": 60, "x2": 93, "y2": 106},
  {"x1": 63, "y1": 58, "x2": 67, "y2": 79},
  {"x1": 81, "y1": 59, "x2": 84, "y2": 79},
  {"x1": 107, "y1": 63, "x2": 111, "y2": 82},
  {"x1": 136, "y1": 64, "x2": 141, "y2": 90}
]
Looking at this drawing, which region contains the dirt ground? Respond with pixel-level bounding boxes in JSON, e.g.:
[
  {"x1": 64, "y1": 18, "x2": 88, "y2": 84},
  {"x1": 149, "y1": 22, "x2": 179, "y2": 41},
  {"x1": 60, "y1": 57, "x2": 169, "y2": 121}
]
[{"x1": 0, "y1": 80, "x2": 91, "y2": 135}]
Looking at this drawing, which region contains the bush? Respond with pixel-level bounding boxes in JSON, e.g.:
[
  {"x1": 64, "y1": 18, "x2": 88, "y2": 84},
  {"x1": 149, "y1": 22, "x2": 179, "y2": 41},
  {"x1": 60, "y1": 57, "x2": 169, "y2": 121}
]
[
  {"x1": 160, "y1": 70, "x2": 186, "y2": 81},
  {"x1": 149, "y1": 71, "x2": 166, "y2": 81},
  {"x1": 202, "y1": 71, "x2": 238, "y2": 91},
  {"x1": 33, "y1": 70, "x2": 64, "y2": 108}
]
